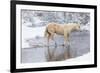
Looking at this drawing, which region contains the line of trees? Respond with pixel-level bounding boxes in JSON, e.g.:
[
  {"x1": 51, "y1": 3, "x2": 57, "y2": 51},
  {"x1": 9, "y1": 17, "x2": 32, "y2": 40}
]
[{"x1": 22, "y1": 10, "x2": 90, "y2": 27}]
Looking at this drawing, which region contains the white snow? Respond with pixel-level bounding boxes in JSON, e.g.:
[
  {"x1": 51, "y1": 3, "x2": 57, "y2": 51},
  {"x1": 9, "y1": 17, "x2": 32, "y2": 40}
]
[
  {"x1": 33, "y1": 17, "x2": 42, "y2": 25},
  {"x1": 65, "y1": 53, "x2": 93, "y2": 65},
  {"x1": 23, "y1": 21, "x2": 33, "y2": 26},
  {"x1": 80, "y1": 23, "x2": 90, "y2": 31},
  {"x1": 22, "y1": 24, "x2": 46, "y2": 48},
  {"x1": 81, "y1": 25, "x2": 90, "y2": 31}
]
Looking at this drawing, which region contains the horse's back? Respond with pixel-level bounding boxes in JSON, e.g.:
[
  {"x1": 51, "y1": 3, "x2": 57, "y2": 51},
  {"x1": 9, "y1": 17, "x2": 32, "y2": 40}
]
[{"x1": 47, "y1": 23, "x2": 64, "y2": 35}]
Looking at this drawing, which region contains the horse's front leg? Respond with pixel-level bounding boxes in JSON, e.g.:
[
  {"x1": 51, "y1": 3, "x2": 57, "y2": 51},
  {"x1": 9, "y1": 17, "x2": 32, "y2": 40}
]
[
  {"x1": 64, "y1": 33, "x2": 70, "y2": 46},
  {"x1": 64, "y1": 34, "x2": 67, "y2": 46}
]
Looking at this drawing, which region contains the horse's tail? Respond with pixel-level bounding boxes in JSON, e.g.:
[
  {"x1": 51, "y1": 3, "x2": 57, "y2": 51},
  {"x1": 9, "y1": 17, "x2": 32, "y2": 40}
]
[{"x1": 44, "y1": 27, "x2": 49, "y2": 37}]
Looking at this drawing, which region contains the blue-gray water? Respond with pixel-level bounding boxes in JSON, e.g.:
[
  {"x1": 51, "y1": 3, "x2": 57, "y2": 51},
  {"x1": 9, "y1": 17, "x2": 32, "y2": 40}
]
[{"x1": 21, "y1": 31, "x2": 90, "y2": 63}]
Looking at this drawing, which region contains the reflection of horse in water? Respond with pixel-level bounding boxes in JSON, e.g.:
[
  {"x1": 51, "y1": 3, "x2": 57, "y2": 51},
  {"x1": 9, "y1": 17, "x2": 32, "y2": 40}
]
[
  {"x1": 44, "y1": 22, "x2": 80, "y2": 46},
  {"x1": 45, "y1": 46, "x2": 70, "y2": 61}
]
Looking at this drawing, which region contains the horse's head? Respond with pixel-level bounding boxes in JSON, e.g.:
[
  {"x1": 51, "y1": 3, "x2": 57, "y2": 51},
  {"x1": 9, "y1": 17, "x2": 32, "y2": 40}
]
[
  {"x1": 73, "y1": 23, "x2": 81, "y2": 32},
  {"x1": 76, "y1": 24, "x2": 80, "y2": 30}
]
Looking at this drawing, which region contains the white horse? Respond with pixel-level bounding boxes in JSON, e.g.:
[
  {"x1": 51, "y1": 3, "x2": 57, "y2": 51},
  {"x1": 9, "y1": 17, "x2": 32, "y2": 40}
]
[{"x1": 44, "y1": 22, "x2": 81, "y2": 46}]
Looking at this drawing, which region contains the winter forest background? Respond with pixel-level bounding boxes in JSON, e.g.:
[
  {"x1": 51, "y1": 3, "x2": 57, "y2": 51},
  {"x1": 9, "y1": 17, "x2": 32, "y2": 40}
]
[
  {"x1": 22, "y1": 10, "x2": 90, "y2": 27},
  {"x1": 21, "y1": 9, "x2": 90, "y2": 63}
]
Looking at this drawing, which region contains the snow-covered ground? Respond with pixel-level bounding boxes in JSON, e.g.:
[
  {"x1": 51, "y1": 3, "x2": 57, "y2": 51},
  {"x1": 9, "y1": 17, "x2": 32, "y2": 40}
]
[
  {"x1": 80, "y1": 23, "x2": 90, "y2": 31},
  {"x1": 22, "y1": 24, "x2": 46, "y2": 48}
]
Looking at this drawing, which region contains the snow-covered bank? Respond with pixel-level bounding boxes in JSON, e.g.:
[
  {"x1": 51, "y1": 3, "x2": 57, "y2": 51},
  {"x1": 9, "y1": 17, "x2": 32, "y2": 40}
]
[{"x1": 22, "y1": 25, "x2": 46, "y2": 48}]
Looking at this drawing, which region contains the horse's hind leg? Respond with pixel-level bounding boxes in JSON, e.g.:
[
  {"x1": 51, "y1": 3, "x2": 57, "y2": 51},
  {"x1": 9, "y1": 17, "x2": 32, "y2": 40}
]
[
  {"x1": 47, "y1": 34, "x2": 51, "y2": 46},
  {"x1": 50, "y1": 33, "x2": 57, "y2": 46}
]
